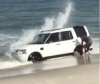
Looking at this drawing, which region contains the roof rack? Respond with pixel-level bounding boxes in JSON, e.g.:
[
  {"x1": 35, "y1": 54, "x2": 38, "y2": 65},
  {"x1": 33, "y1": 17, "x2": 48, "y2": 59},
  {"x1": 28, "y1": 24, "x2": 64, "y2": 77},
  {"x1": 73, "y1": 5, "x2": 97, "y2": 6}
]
[
  {"x1": 41, "y1": 26, "x2": 84, "y2": 32},
  {"x1": 41, "y1": 27, "x2": 67, "y2": 32}
]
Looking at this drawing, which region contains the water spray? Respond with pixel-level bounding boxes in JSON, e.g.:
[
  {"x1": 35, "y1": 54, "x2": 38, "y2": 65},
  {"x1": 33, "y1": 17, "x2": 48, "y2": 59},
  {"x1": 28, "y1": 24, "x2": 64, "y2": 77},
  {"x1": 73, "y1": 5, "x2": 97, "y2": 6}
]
[{"x1": 6, "y1": 2, "x2": 74, "y2": 61}]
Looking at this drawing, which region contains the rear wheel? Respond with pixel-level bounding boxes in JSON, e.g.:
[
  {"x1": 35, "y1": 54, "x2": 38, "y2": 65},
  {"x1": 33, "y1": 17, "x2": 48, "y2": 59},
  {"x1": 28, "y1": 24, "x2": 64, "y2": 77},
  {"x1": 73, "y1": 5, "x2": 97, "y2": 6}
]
[
  {"x1": 74, "y1": 45, "x2": 83, "y2": 57},
  {"x1": 73, "y1": 51, "x2": 81, "y2": 57}
]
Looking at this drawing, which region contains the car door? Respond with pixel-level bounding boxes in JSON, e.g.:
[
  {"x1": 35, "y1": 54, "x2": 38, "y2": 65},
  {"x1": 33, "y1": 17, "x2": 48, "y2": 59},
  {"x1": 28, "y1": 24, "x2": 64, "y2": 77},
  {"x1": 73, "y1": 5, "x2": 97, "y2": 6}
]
[
  {"x1": 42, "y1": 32, "x2": 62, "y2": 57},
  {"x1": 59, "y1": 31, "x2": 76, "y2": 54}
]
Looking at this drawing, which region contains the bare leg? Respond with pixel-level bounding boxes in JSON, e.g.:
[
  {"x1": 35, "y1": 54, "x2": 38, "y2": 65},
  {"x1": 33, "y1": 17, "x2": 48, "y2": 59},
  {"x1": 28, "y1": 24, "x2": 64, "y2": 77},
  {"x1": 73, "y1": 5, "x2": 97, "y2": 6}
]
[
  {"x1": 82, "y1": 53, "x2": 87, "y2": 64},
  {"x1": 86, "y1": 51, "x2": 91, "y2": 63}
]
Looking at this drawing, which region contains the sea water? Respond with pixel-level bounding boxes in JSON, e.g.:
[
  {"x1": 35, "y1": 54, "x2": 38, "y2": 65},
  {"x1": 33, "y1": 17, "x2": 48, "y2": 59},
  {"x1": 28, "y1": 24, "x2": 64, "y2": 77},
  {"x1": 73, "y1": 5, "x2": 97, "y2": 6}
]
[{"x1": 0, "y1": 0, "x2": 99, "y2": 69}]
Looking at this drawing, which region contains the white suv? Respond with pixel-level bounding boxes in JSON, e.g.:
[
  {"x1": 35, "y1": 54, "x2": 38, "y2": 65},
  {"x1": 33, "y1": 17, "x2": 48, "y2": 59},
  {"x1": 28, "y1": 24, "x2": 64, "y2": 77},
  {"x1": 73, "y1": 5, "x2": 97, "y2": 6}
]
[{"x1": 14, "y1": 26, "x2": 90, "y2": 62}]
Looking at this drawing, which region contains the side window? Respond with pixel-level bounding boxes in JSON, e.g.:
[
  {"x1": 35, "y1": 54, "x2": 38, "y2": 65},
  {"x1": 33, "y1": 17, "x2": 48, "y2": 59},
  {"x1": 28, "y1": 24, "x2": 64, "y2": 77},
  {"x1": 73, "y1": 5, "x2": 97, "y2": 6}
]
[
  {"x1": 61, "y1": 31, "x2": 73, "y2": 41},
  {"x1": 46, "y1": 33, "x2": 59, "y2": 43}
]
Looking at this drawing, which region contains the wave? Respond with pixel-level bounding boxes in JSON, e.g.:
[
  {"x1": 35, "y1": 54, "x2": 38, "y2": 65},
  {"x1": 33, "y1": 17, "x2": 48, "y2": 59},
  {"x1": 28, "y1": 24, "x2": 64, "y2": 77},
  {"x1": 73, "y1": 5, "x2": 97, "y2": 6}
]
[
  {"x1": 0, "y1": 60, "x2": 32, "y2": 69},
  {"x1": 0, "y1": 33, "x2": 18, "y2": 47}
]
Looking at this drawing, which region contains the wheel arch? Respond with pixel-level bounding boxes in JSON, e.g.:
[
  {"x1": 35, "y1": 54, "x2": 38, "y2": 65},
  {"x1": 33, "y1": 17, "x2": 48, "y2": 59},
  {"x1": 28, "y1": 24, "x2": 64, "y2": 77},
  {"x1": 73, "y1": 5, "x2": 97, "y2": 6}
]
[{"x1": 73, "y1": 45, "x2": 83, "y2": 55}]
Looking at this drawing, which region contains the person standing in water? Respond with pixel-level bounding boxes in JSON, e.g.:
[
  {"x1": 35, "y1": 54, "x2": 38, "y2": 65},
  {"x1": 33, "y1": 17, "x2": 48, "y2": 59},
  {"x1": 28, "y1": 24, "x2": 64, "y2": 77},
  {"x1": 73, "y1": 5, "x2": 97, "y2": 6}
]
[
  {"x1": 82, "y1": 36, "x2": 93, "y2": 52},
  {"x1": 81, "y1": 36, "x2": 93, "y2": 64}
]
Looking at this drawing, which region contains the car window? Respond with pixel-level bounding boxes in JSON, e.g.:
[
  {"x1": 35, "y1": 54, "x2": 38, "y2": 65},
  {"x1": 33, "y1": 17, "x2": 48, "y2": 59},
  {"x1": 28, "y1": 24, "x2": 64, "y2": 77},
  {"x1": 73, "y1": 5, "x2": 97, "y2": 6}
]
[
  {"x1": 46, "y1": 33, "x2": 59, "y2": 43},
  {"x1": 61, "y1": 31, "x2": 73, "y2": 41},
  {"x1": 32, "y1": 33, "x2": 50, "y2": 44},
  {"x1": 73, "y1": 26, "x2": 87, "y2": 37}
]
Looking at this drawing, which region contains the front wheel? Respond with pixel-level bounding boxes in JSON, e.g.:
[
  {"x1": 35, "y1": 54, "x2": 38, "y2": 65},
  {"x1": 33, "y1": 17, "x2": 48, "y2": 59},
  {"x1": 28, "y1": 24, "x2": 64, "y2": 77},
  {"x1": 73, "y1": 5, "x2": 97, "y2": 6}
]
[{"x1": 28, "y1": 53, "x2": 42, "y2": 62}]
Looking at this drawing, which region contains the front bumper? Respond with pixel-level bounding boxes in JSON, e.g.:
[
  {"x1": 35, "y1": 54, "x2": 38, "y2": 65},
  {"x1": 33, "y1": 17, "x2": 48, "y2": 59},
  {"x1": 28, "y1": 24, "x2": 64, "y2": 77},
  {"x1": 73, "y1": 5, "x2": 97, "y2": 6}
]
[{"x1": 12, "y1": 51, "x2": 29, "y2": 62}]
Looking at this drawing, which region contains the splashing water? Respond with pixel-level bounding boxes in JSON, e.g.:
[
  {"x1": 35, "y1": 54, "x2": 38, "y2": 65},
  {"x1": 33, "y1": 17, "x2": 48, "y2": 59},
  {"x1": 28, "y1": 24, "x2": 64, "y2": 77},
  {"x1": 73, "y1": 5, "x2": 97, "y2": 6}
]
[
  {"x1": 10, "y1": 29, "x2": 38, "y2": 52},
  {"x1": 5, "y1": 29, "x2": 38, "y2": 58},
  {"x1": 41, "y1": 2, "x2": 73, "y2": 30},
  {"x1": 41, "y1": 17, "x2": 55, "y2": 31},
  {"x1": 55, "y1": 2, "x2": 73, "y2": 28},
  {"x1": 6, "y1": 2, "x2": 73, "y2": 61}
]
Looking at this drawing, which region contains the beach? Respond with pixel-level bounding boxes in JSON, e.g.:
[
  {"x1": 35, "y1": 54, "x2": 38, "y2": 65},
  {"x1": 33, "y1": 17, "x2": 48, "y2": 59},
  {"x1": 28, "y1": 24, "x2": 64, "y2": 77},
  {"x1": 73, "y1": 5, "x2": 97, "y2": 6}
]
[
  {"x1": 0, "y1": 63, "x2": 99, "y2": 84},
  {"x1": 0, "y1": 0, "x2": 99, "y2": 84}
]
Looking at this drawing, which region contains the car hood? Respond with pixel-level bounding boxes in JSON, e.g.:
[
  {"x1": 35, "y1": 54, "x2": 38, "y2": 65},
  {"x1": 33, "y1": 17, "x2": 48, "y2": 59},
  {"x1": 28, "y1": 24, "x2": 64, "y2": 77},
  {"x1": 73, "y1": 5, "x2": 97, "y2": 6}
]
[{"x1": 16, "y1": 44, "x2": 42, "y2": 50}]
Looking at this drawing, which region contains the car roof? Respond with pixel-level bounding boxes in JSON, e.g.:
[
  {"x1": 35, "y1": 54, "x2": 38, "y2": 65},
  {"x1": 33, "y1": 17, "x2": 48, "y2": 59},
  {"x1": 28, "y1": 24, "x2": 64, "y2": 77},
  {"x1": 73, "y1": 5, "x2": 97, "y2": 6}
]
[{"x1": 40, "y1": 27, "x2": 73, "y2": 34}]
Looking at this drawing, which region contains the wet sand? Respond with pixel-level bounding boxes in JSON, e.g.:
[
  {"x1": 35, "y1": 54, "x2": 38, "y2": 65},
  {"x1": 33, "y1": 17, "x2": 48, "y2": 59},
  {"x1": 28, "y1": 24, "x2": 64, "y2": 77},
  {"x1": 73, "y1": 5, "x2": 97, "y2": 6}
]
[
  {"x1": 0, "y1": 63, "x2": 99, "y2": 84},
  {"x1": 0, "y1": 53, "x2": 99, "y2": 84}
]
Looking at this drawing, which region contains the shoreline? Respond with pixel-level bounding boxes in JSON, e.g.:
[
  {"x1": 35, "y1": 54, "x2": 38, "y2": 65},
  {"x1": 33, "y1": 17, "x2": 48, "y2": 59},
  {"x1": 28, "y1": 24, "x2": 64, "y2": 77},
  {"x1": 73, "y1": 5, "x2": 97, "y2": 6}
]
[
  {"x1": 0, "y1": 53, "x2": 99, "y2": 70},
  {"x1": 0, "y1": 54, "x2": 99, "y2": 78},
  {"x1": 0, "y1": 63, "x2": 99, "y2": 84}
]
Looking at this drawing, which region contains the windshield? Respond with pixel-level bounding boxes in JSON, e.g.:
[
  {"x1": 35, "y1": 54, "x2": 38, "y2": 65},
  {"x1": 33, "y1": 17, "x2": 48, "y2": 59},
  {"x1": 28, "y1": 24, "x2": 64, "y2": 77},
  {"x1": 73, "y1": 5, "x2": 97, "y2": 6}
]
[{"x1": 32, "y1": 33, "x2": 50, "y2": 44}]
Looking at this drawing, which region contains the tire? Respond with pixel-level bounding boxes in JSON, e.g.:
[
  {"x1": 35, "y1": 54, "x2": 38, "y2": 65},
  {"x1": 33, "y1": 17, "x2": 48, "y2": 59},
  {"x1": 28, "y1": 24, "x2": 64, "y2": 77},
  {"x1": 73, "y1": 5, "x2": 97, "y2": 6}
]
[
  {"x1": 73, "y1": 51, "x2": 81, "y2": 57},
  {"x1": 28, "y1": 53, "x2": 42, "y2": 62},
  {"x1": 74, "y1": 45, "x2": 83, "y2": 56}
]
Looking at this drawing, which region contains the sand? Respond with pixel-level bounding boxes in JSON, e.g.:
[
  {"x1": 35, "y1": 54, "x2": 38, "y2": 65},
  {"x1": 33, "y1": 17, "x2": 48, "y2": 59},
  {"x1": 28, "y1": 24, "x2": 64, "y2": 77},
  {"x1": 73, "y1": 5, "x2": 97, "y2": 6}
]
[{"x1": 0, "y1": 63, "x2": 99, "y2": 84}]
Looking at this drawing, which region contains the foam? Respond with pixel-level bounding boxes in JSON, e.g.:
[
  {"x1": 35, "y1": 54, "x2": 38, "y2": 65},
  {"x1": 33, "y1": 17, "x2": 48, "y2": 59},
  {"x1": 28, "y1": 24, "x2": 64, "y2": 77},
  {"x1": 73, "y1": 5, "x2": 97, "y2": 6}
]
[
  {"x1": 0, "y1": 60, "x2": 32, "y2": 69},
  {"x1": 91, "y1": 38, "x2": 99, "y2": 54}
]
